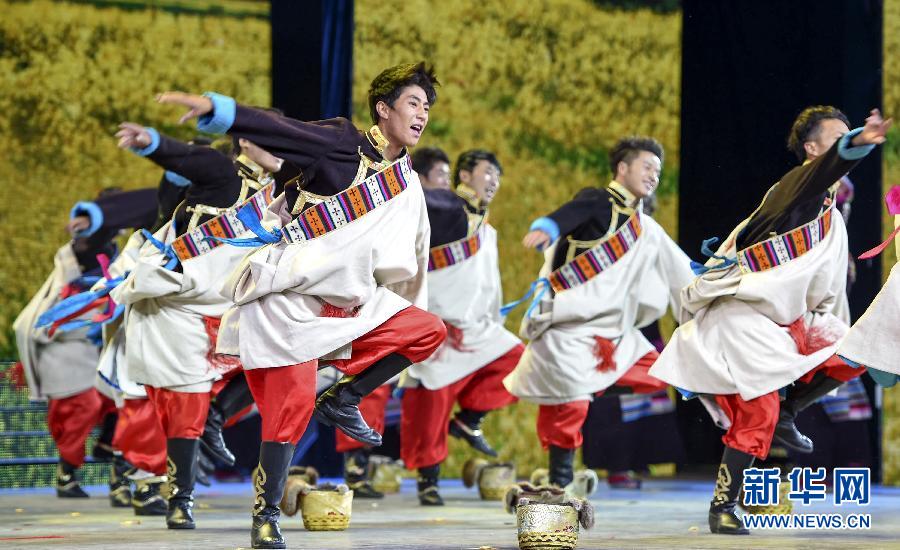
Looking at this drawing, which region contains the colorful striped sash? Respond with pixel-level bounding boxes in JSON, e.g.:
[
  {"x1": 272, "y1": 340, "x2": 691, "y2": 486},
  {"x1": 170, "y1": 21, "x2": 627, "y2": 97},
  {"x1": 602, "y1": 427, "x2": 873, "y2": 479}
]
[
  {"x1": 171, "y1": 182, "x2": 276, "y2": 261},
  {"x1": 737, "y1": 206, "x2": 833, "y2": 273},
  {"x1": 427, "y1": 227, "x2": 484, "y2": 271},
  {"x1": 548, "y1": 212, "x2": 642, "y2": 293},
  {"x1": 281, "y1": 156, "x2": 414, "y2": 244}
]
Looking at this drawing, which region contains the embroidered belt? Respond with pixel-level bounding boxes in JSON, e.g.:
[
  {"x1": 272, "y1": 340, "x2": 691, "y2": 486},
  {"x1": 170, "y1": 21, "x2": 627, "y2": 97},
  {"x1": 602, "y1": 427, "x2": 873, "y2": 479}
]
[
  {"x1": 281, "y1": 156, "x2": 414, "y2": 244},
  {"x1": 427, "y1": 228, "x2": 483, "y2": 271},
  {"x1": 737, "y1": 206, "x2": 833, "y2": 273},
  {"x1": 171, "y1": 182, "x2": 276, "y2": 261},
  {"x1": 548, "y1": 212, "x2": 642, "y2": 293}
]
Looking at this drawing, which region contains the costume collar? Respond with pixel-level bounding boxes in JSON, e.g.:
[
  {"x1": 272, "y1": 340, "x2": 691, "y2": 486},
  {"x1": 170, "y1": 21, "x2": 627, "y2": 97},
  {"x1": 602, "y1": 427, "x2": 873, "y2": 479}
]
[
  {"x1": 455, "y1": 184, "x2": 488, "y2": 214},
  {"x1": 607, "y1": 180, "x2": 639, "y2": 208}
]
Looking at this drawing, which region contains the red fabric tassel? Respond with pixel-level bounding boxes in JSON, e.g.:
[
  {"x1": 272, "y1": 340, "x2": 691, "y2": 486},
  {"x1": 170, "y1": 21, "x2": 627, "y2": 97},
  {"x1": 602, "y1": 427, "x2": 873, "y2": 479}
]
[
  {"x1": 593, "y1": 337, "x2": 617, "y2": 372},
  {"x1": 444, "y1": 322, "x2": 470, "y2": 352},
  {"x1": 787, "y1": 318, "x2": 809, "y2": 355},
  {"x1": 4, "y1": 362, "x2": 27, "y2": 389},
  {"x1": 319, "y1": 301, "x2": 360, "y2": 318},
  {"x1": 203, "y1": 316, "x2": 243, "y2": 374}
]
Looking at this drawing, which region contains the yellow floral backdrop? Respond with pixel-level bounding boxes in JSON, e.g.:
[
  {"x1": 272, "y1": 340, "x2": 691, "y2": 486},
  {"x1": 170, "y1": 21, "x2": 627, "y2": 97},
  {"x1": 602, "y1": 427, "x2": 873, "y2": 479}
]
[{"x1": 1, "y1": 0, "x2": 899, "y2": 481}]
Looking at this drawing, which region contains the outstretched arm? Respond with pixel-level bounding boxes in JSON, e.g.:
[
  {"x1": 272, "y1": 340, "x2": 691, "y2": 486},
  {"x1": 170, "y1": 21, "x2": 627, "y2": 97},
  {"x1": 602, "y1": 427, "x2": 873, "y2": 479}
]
[
  {"x1": 116, "y1": 122, "x2": 236, "y2": 188},
  {"x1": 156, "y1": 91, "x2": 349, "y2": 171}
]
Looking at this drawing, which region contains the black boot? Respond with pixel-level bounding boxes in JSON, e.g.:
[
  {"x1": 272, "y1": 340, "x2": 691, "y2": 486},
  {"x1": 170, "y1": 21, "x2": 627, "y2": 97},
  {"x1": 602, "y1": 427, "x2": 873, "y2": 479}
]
[
  {"x1": 109, "y1": 454, "x2": 133, "y2": 507},
  {"x1": 250, "y1": 441, "x2": 295, "y2": 549},
  {"x1": 315, "y1": 354, "x2": 412, "y2": 446},
  {"x1": 417, "y1": 464, "x2": 444, "y2": 506},
  {"x1": 92, "y1": 412, "x2": 118, "y2": 461},
  {"x1": 201, "y1": 374, "x2": 253, "y2": 466},
  {"x1": 196, "y1": 448, "x2": 214, "y2": 487},
  {"x1": 548, "y1": 446, "x2": 575, "y2": 488},
  {"x1": 774, "y1": 372, "x2": 845, "y2": 454},
  {"x1": 709, "y1": 447, "x2": 754, "y2": 535},
  {"x1": 166, "y1": 438, "x2": 199, "y2": 529},
  {"x1": 56, "y1": 460, "x2": 89, "y2": 498},
  {"x1": 344, "y1": 449, "x2": 383, "y2": 499},
  {"x1": 132, "y1": 475, "x2": 168, "y2": 516},
  {"x1": 449, "y1": 409, "x2": 498, "y2": 457}
]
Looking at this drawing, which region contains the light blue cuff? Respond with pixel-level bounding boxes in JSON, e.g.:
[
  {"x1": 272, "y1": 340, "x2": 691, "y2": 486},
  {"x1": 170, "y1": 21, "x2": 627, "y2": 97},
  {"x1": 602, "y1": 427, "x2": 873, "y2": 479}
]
[
  {"x1": 197, "y1": 92, "x2": 236, "y2": 134},
  {"x1": 70, "y1": 201, "x2": 104, "y2": 237},
  {"x1": 838, "y1": 127, "x2": 876, "y2": 160},
  {"x1": 131, "y1": 127, "x2": 160, "y2": 156},
  {"x1": 164, "y1": 170, "x2": 192, "y2": 187},
  {"x1": 529, "y1": 217, "x2": 560, "y2": 243}
]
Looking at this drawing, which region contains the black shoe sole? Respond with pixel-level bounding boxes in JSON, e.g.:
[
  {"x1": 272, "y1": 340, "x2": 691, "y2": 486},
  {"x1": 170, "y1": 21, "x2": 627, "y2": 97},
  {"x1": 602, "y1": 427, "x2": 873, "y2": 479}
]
[
  {"x1": 134, "y1": 506, "x2": 168, "y2": 516},
  {"x1": 167, "y1": 522, "x2": 196, "y2": 530},
  {"x1": 314, "y1": 408, "x2": 382, "y2": 447}
]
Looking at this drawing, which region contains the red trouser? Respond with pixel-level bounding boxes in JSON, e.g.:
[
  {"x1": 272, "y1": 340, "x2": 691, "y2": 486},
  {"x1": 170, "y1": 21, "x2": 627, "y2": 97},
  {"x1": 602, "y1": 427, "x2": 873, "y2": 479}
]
[
  {"x1": 247, "y1": 306, "x2": 447, "y2": 445},
  {"x1": 47, "y1": 388, "x2": 116, "y2": 467},
  {"x1": 335, "y1": 385, "x2": 392, "y2": 453},
  {"x1": 113, "y1": 398, "x2": 167, "y2": 475},
  {"x1": 400, "y1": 343, "x2": 523, "y2": 469},
  {"x1": 536, "y1": 351, "x2": 666, "y2": 450},
  {"x1": 145, "y1": 387, "x2": 210, "y2": 439},
  {"x1": 716, "y1": 354, "x2": 863, "y2": 460}
]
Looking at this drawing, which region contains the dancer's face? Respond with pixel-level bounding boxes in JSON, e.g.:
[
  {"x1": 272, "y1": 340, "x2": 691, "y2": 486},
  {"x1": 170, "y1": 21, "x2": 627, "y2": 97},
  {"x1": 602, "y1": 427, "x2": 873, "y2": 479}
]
[
  {"x1": 376, "y1": 85, "x2": 429, "y2": 149},
  {"x1": 616, "y1": 150, "x2": 661, "y2": 199},
  {"x1": 420, "y1": 161, "x2": 451, "y2": 190},
  {"x1": 459, "y1": 160, "x2": 502, "y2": 203},
  {"x1": 804, "y1": 118, "x2": 851, "y2": 160}
]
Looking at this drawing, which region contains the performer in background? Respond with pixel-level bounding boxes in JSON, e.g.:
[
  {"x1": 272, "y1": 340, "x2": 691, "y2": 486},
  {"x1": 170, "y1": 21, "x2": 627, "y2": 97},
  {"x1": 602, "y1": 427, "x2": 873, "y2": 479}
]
[
  {"x1": 110, "y1": 125, "x2": 267, "y2": 530},
  {"x1": 503, "y1": 137, "x2": 694, "y2": 494},
  {"x1": 412, "y1": 146, "x2": 452, "y2": 190},
  {"x1": 157, "y1": 61, "x2": 446, "y2": 549},
  {"x1": 15, "y1": 187, "x2": 156, "y2": 502},
  {"x1": 649, "y1": 107, "x2": 890, "y2": 535},
  {"x1": 401, "y1": 149, "x2": 523, "y2": 505}
]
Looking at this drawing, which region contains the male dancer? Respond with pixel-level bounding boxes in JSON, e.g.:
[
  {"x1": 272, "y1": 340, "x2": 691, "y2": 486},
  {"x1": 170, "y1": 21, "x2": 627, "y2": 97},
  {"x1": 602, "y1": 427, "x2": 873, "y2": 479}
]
[
  {"x1": 649, "y1": 107, "x2": 890, "y2": 534},
  {"x1": 412, "y1": 146, "x2": 452, "y2": 190},
  {"x1": 503, "y1": 137, "x2": 694, "y2": 492},
  {"x1": 401, "y1": 149, "x2": 523, "y2": 505},
  {"x1": 158, "y1": 61, "x2": 446, "y2": 549},
  {"x1": 16, "y1": 187, "x2": 156, "y2": 501},
  {"x1": 111, "y1": 124, "x2": 270, "y2": 529}
]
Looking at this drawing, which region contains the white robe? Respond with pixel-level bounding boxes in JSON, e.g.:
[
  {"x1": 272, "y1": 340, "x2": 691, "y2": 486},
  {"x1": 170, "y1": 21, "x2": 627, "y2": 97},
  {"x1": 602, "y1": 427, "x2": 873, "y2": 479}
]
[
  {"x1": 649, "y1": 211, "x2": 849, "y2": 401},
  {"x1": 13, "y1": 243, "x2": 99, "y2": 400},
  {"x1": 216, "y1": 167, "x2": 430, "y2": 370},
  {"x1": 837, "y1": 217, "x2": 900, "y2": 374},
  {"x1": 95, "y1": 230, "x2": 148, "y2": 401},
  {"x1": 111, "y1": 221, "x2": 247, "y2": 391},
  {"x1": 405, "y1": 225, "x2": 520, "y2": 389},
  {"x1": 505, "y1": 215, "x2": 693, "y2": 404}
]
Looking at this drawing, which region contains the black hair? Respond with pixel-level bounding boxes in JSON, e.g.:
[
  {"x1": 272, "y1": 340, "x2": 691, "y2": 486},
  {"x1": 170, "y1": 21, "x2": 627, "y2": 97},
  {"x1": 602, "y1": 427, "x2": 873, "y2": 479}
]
[
  {"x1": 787, "y1": 105, "x2": 850, "y2": 161},
  {"x1": 453, "y1": 149, "x2": 502, "y2": 187},
  {"x1": 608, "y1": 136, "x2": 664, "y2": 176},
  {"x1": 411, "y1": 147, "x2": 450, "y2": 178},
  {"x1": 367, "y1": 62, "x2": 439, "y2": 124}
]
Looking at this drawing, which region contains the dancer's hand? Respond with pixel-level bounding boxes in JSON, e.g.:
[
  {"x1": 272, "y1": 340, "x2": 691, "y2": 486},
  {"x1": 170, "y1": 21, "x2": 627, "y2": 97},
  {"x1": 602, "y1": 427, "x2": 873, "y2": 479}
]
[
  {"x1": 238, "y1": 139, "x2": 283, "y2": 173},
  {"x1": 156, "y1": 92, "x2": 213, "y2": 124},
  {"x1": 852, "y1": 109, "x2": 892, "y2": 146},
  {"x1": 115, "y1": 122, "x2": 152, "y2": 149},
  {"x1": 66, "y1": 216, "x2": 90, "y2": 236},
  {"x1": 523, "y1": 230, "x2": 551, "y2": 250}
]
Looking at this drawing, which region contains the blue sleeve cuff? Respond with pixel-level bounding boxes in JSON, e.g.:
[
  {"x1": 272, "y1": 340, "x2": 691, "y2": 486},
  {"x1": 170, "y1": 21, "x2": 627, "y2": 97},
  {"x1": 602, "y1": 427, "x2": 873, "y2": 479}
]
[
  {"x1": 197, "y1": 92, "x2": 236, "y2": 134},
  {"x1": 130, "y1": 127, "x2": 160, "y2": 157},
  {"x1": 838, "y1": 127, "x2": 876, "y2": 161},
  {"x1": 164, "y1": 170, "x2": 192, "y2": 187},
  {"x1": 529, "y1": 217, "x2": 560, "y2": 243},
  {"x1": 70, "y1": 201, "x2": 104, "y2": 237}
]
